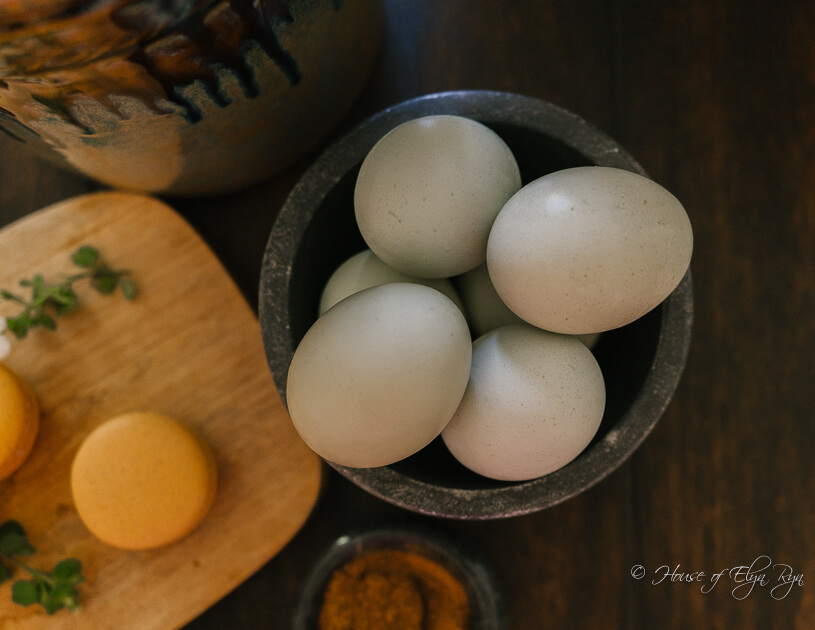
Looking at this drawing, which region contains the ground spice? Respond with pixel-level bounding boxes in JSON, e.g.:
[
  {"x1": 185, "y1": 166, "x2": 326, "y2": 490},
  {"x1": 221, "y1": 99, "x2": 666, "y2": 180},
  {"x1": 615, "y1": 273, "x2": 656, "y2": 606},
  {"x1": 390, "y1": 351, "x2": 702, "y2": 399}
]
[{"x1": 318, "y1": 547, "x2": 471, "y2": 630}]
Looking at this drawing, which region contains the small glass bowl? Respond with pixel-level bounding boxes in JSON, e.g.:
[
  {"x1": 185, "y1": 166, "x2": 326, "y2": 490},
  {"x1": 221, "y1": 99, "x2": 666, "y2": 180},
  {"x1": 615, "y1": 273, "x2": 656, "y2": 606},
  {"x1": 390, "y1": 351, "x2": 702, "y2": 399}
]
[{"x1": 294, "y1": 527, "x2": 505, "y2": 630}]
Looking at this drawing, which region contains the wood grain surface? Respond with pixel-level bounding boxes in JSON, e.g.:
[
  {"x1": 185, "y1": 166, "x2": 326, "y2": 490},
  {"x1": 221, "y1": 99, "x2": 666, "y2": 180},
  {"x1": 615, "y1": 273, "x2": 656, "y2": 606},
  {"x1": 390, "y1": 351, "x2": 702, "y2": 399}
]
[
  {"x1": 0, "y1": 193, "x2": 322, "y2": 629},
  {"x1": 0, "y1": 1, "x2": 813, "y2": 629}
]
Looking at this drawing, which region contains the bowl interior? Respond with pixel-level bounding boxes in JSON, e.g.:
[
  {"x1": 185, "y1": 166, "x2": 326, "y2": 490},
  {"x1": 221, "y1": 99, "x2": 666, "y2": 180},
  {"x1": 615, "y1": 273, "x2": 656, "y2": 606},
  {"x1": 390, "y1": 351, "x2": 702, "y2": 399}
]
[
  {"x1": 261, "y1": 91, "x2": 692, "y2": 517},
  {"x1": 286, "y1": 122, "x2": 660, "y2": 490},
  {"x1": 294, "y1": 528, "x2": 504, "y2": 630}
]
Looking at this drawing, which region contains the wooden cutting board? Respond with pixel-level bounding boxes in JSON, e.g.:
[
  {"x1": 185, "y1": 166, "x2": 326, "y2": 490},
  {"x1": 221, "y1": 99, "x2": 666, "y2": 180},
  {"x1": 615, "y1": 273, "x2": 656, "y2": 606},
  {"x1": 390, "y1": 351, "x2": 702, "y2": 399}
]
[{"x1": 0, "y1": 192, "x2": 322, "y2": 629}]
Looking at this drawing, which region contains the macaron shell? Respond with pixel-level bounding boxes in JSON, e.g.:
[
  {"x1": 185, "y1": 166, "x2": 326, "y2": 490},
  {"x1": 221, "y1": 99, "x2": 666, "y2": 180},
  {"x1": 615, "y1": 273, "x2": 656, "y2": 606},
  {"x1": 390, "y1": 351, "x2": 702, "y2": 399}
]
[
  {"x1": 0, "y1": 364, "x2": 40, "y2": 481},
  {"x1": 71, "y1": 412, "x2": 218, "y2": 550}
]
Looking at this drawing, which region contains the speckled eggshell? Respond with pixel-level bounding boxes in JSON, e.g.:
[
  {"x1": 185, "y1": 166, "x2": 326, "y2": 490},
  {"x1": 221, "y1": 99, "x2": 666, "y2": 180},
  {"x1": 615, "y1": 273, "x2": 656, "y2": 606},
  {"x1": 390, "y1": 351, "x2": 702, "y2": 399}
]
[
  {"x1": 287, "y1": 283, "x2": 472, "y2": 468},
  {"x1": 456, "y1": 263, "x2": 601, "y2": 349},
  {"x1": 319, "y1": 249, "x2": 465, "y2": 316},
  {"x1": 442, "y1": 325, "x2": 606, "y2": 482},
  {"x1": 487, "y1": 166, "x2": 693, "y2": 334},
  {"x1": 354, "y1": 115, "x2": 522, "y2": 278},
  {"x1": 455, "y1": 263, "x2": 526, "y2": 337}
]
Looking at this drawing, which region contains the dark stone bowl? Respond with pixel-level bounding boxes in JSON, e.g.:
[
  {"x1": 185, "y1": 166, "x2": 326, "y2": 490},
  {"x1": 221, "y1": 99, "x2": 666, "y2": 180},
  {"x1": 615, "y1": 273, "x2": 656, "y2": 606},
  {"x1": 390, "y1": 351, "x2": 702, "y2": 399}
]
[{"x1": 259, "y1": 90, "x2": 693, "y2": 519}]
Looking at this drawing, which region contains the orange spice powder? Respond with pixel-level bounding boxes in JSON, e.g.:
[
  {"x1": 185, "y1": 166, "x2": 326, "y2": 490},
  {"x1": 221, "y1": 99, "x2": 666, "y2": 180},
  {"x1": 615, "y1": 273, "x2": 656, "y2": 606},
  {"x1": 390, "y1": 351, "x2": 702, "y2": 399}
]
[{"x1": 318, "y1": 548, "x2": 471, "y2": 630}]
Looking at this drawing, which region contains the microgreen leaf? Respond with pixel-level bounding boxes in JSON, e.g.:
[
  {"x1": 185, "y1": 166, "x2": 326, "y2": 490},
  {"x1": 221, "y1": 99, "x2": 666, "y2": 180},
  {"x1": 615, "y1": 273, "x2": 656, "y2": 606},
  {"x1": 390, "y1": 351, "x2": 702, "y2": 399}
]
[
  {"x1": 72, "y1": 246, "x2": 99, "y2": 268},
  {"x1": 0, "y1": 531, "x2": 35, "y2": 555},
  {"x1": 52, "y1": 287, "x2": 78, "y2": 315},
  {"x1": 38, "y1": 589, "x2": 61, "y2": 614},
  {"x1": 51, "y1": 582, "x2": 81, "y2": 612},
  {"x1": 1, "y1": 289, "x2": 24, "y2": 303},
  {"x1": 91, "y1": 272, "x2": 118, "y2": 294},
  {"x1": 32, "y1": 313, "x2": 57, "y2": 330},
  {"x1": 120, "y1": 277, "x2": 136, "y2": 301},
  {"x1": 6, "y1": 315, "x2": 30, "y2": 339},
  {"x1": 11, "y1": 580, "x2": 38, "y2": 606},
  {"x1": 0, "y1": 245, "x2": 134, "y2": 340},
  {"x1": 0, "y1": 521, "x2": 84, "y2": 614},
  {"x1": 0, "y1": 521, "x2": 35, "y2": 556},
  {"x1": 30, "y1": 275, "x2": 45, "y2": 295},
  {"x1": 52, "y1": 559, "x2": 83, "y2": 584},
  {"x1": 5, "y1": 315, "x2": 30, "y2": 339}
]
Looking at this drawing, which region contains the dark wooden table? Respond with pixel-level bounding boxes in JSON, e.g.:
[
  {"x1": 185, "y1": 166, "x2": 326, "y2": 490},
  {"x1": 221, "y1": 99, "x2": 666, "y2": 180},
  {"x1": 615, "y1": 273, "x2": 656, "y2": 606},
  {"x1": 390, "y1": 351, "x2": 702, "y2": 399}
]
[{"x1": 1, "y1": 1, "x2": 813, "y2": 628}]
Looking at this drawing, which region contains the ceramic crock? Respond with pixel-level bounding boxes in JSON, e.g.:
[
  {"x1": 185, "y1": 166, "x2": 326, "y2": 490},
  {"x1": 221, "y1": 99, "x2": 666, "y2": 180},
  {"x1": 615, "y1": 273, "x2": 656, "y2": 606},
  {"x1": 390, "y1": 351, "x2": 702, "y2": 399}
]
[{"x1": 0, "y1": 0, "x2": 383, "y2": 195}]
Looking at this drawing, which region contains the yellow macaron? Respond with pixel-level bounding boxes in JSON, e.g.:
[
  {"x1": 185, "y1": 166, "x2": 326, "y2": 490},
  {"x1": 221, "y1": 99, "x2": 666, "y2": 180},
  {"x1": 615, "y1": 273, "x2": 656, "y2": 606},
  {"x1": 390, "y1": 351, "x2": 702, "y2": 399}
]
[
  {"x1": 71, "y1": 412, "x2": 218, "y2": 550},
  {"x1": 0, "y1": 364, "x2": 40, "y2": 482}
]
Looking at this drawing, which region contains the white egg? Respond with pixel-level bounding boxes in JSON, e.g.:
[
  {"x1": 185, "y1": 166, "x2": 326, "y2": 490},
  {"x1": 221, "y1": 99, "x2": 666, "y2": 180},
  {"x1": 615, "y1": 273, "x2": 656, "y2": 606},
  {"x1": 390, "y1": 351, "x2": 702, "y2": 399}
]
[
  {"x1": 442, "y1": 325, "x2": 605, "y2": 482},
  {"x1": 487, "y1": 166, "x2": 693, "y2": 334},
  {"x1": 287, "y1": 283, "x2": 472, "y2": 468},
  {"x1": 320, "y1": 249, "x2": 465, "y2": 316},
  {"x1": 456, "y1": 263, "x2": 601, "y2": 350},
  {"x1": 455, "y1": 263, "x2": 525, "y2": 337},
  {"x1": 355, "y1": 115, "x2": 522, "y2": 278}
]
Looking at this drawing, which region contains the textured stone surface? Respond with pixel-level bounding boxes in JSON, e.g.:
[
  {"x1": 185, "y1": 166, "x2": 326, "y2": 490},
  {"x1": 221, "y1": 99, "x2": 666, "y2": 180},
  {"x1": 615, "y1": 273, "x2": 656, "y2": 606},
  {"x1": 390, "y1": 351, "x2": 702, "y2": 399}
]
[{"x1": 259, "y1": 90, "x2": 694, "y2": 519}]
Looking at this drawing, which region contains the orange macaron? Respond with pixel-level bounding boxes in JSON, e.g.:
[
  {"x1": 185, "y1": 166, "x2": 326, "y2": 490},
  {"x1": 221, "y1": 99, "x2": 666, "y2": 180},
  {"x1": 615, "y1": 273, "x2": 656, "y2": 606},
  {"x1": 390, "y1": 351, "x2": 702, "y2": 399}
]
[
  {"x1": 71, "y1": 412, "x2": 218, "y2": 550},
  {"x1": 0, "y1": 364, "x2": 40, "y2": 482}
]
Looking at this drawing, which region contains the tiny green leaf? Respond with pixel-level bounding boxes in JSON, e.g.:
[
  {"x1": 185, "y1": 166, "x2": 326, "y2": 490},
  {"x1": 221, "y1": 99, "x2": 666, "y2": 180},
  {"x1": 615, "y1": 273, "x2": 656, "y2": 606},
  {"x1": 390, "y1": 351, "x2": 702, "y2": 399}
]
[
  {"x1": 0, "y1": 521, "x2": 35, "y2": 556},
  {"x1": 0, "y1": 531, "x2": 35, "y2": 556},
  {"x1": 3, "y1": 245, "x2": 134, "y2": 341},
  {"x1": 51, "y1": 582, "x2": 79, "y2": 608},
  {"x1": 50, "y1": 581, "x2": 81, "y2": 612},
  {"x1": 50, "y1": 286, "x2": 76, "y2": 305},
  {"x1": 0, "y1": 520, "x2": 25, "y2": 537},
  {"x1": 120, "y1": 278, "x2": 136, "y2": 301},
  {"x1": 30, "y1": 276, "x2": 46, "y2": 299},
  {"x1": 11, "y1": 580, "x2": 38, "y2": 606},
  {"x1": 1, "y1": 289, "x2": 23, "y2": 302},
  {"x1": 38, "y1": 589, "x2": 61, "y2": 615},
  {"x1": 0, "y1": 521, "x2": 84, "y2": 613},
  {"x1": 52, "y1": 559, "x2": 83, "y2": 584},
  {"x1": 72, "y1": 246, "x2": 99, "y2": 268},
  {"x1": 32, "y1": 313, "x2": 57, "y2": 330},
  {"x1": 91, "y1": 274, "x2": 118, "y2": 294},
  {"x1": 6, "y1": 315, "x2": 30, "y2": 339},
  {"x1": 53, "y1": 288, "x2": 79, "y2": 315}
]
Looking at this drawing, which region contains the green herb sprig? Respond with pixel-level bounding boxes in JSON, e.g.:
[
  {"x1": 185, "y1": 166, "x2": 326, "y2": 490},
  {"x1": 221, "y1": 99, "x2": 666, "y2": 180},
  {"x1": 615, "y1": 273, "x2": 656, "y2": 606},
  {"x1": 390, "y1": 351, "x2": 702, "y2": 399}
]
[
  {"x1": 1, "y1": 245, "x2": 135, "y2": 339},
  {"x1": 0, "y1": 520, "x2": 84, "y2": 614}
]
